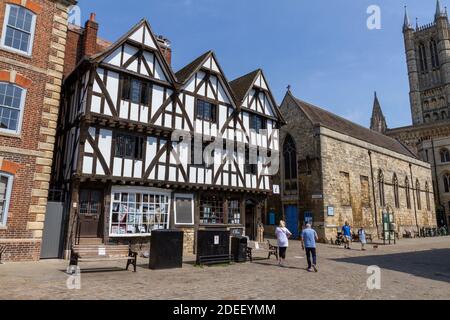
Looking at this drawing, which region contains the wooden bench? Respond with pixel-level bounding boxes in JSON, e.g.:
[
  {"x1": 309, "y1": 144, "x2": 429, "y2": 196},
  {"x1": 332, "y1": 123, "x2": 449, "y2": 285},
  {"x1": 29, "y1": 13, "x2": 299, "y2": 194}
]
[
  {"x1": 246, "y1": 240, "x2": 278, "y2": 262},
  {"x1": 69, "y1": 244, "x2": 138, "y2": 272}
]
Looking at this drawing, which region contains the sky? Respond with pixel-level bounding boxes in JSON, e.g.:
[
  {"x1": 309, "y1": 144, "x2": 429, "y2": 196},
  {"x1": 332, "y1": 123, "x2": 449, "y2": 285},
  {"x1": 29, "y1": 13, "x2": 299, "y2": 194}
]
[{"x1": 74, "y1": 0, "x2": 444, "y2": 129}]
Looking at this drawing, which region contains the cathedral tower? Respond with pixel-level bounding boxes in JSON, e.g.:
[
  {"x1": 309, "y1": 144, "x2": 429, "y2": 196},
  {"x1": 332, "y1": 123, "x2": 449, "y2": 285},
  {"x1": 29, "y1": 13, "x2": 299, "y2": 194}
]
[{"x1": 403, "y1": 1, "x2": 450, "y2": 125}]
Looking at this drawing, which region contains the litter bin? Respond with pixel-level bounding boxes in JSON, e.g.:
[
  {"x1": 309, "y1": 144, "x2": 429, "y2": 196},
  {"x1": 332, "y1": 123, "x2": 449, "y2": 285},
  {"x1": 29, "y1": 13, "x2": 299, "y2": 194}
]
[
  {"x1": 149, "y1": 230, "x2": 184, "y2": 269},
  {"x1": 196, "y1": 229, "x2": 230, "y2": 265},
  {"x1": 231, "y1": 236, "x2": 247, "y2": 263}
]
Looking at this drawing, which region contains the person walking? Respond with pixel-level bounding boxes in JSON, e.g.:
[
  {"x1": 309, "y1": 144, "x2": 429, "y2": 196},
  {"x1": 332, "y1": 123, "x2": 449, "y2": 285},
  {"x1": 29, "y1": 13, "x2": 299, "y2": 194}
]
[
  {"x1": 275, "y1": 220, "x2": 292, "y2": 267},
  {"x1": 342, "y1": 221, "x2": 352, "y2": 250},
  {"x1": 301, "y1": 224, "x2": 319, "y2": 272},
  {"x1": 358, "y1": 227, "x2": 367, "y2": 251}
]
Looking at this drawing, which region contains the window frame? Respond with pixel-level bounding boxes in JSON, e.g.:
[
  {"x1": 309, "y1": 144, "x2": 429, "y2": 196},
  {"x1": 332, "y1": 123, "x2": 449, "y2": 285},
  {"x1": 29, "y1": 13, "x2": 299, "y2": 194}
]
[
  {"x1": 108, "y1": 186, "x2": 171, "y2": 237},
  {"x1": 0, "y1": 82, "x2": 26, "y2": 135},
  {"x1": 249, "y1": 113, "x2": 267, "y2": 134},
  {"x1": 114, "y1": 133, "x2": 144, "y2": 161},
  {"x1": 440, "y1": 149, "x2": 450, "y2": 163},
  {"x1": 174, "y1": 193, "x2": 194, "y2": 226},
  {"x1": 1, "y1": 4, "x2": 37, "y2": 56},
  {"x1": 195, "y1": 99, "x2": 217, "y2": 123},
  {"x1": 199, "y1": 195, "x2": 224, "y2": 225},
  {"x1": 0, "y1": 172, "x2": 14, "y2": 227}
]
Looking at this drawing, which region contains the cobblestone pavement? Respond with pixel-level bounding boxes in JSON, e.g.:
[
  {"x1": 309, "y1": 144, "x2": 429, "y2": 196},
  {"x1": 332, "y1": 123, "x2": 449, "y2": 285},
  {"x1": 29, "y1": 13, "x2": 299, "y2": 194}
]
[{"x1": 0, "y1": 237, "x2": 449, "y2": 300}]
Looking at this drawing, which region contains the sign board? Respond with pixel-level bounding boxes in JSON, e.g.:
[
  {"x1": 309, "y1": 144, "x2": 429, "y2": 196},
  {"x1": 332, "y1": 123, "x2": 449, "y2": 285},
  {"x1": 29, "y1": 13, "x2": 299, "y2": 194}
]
[
  {"x1": 230, "y1": 228, "x2": 243, "y2": 237},
  {"x1": 272, "y1": 185, "x2": 280, "y2": 195},
  {"x1": 214, "y1": 235, "x2": 220, "y2": 245},
  {"x1": 312, "y1": 194, "x2": 323, "y2": 199},
  {"x1": 98, "y1": 247, "x2": 106, "y2": 256},
  {"x1": 304, "y1": 211, "x2": 313, "y2": 225},
  {"x1": 327, "y1": 206, "x2": 335, "y2": 216}
]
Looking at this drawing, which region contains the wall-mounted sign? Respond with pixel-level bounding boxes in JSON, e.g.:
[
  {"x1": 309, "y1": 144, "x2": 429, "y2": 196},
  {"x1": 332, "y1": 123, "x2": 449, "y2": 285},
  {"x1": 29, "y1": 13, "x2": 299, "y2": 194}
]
[
  {"x1": 272, "y1": 185, "x2": 280, "y2": 195},
  {"x1": 214, "y1": 235, "x2": 220, "y2": 245},
  {"x1": 327, "y1": 206, "x2": 335, "y2": 216},
  {"x1": 230, "y1": 228, "x2": 243, "y2": 237},
  {"x1": 312, "y1": 194, "x2": 323, "y2": 199},
  {"x1": 304, "y1": 211, "x2": 313, "y2": 225}
]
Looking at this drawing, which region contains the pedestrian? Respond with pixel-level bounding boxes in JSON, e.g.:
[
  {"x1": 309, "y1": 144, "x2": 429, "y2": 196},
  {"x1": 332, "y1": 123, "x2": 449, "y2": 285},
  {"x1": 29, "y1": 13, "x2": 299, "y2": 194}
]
[
  {"x1": 275, "y1": 220, "x2": 292, "y2": 267},
  {"x1": 342, "y1": 221, "x2": 352, "y2": 249},
  {"x1": 301, "y1": 224, "x2": 319, "y2": 272},
  {"x1": 358, "y1": 227, "x2": 367, "y2": 251}
]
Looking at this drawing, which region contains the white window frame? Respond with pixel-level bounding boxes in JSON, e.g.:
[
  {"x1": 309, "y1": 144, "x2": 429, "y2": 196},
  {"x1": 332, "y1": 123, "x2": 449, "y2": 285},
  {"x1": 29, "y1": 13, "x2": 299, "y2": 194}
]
[
  {"x1": 0, "y1": 83, "x2": 26, "y2": 135},
  {"x1": 0, "y1": 172, "x2": 14, "y2": 227},
  {"x1": 174, "y1": 193, "x2": 194, "y2": 226},
  {"x1": 1, "y1": 4, "x2": 37, "y2": 56},
  {"x1": 108, "y1": 186, "x2": 171, "y2": 237}
]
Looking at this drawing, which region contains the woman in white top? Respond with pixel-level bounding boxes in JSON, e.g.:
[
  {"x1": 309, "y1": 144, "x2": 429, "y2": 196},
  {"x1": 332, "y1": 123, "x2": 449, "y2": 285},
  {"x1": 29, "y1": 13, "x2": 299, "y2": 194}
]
[{"x1": 275, "y1": 220, "x2": 292, "y2": 267}]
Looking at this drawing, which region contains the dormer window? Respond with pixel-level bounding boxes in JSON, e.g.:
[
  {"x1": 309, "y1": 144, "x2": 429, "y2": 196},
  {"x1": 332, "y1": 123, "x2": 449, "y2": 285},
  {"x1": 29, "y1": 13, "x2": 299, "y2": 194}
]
[{"x1": 1, "y1": 4, "x2": 36, "y2": 56}]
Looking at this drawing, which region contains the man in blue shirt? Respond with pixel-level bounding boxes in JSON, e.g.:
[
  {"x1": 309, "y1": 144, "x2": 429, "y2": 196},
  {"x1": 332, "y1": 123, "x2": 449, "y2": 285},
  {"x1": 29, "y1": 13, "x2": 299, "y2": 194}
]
[
  {"x1": 342, "y1": 221, "x2": 352, "y2": 250},
  {"x1": 301, "y1": 224, "x2": 319, "y2": 272}
]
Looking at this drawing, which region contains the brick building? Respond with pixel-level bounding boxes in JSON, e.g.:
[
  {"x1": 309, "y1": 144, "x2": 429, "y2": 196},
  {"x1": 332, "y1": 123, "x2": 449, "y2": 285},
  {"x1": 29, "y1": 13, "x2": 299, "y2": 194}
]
[
  {"x1": 278, "y1": 91, "x2": 436, "y2": 241},
  {"x1": 0, "y1": 0, "x2": 74, "y2": 261}
]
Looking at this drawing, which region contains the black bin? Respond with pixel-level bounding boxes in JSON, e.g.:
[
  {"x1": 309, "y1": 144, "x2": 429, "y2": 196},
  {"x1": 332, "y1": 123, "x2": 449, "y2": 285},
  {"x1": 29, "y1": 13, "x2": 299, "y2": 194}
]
[
  {"x1": 231, "y1": 236, "x2": 247, "y2": 263},
  {"x1": 149, "y1": 230, "x2": 184, "y2": 269},
  {"x1": 196, "y1": 229, "x2": 230, "y2": 265}
]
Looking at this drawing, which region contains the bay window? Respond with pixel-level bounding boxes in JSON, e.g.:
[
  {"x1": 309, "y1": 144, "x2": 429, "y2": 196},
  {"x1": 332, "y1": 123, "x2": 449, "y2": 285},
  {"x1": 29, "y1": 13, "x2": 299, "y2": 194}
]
[{"x1": 110, "y1": 188, "x2": 170, "y2": 236}]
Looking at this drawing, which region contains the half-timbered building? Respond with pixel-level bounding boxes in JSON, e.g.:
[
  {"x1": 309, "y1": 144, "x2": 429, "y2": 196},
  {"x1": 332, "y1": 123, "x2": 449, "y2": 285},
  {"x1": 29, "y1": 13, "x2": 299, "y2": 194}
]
[{"x1": 53, "y1": 18, "x2": 284, "y2": 256}]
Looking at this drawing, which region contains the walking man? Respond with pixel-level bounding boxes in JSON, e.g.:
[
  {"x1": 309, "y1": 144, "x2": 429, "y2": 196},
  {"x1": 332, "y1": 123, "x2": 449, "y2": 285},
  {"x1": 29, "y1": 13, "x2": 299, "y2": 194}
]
[
  {"x1": 301, "y1": 224, "x2": 319, "y2": 272},
  {"x1": 342, "y1": 221, "x2": 352, "y2": 250}
]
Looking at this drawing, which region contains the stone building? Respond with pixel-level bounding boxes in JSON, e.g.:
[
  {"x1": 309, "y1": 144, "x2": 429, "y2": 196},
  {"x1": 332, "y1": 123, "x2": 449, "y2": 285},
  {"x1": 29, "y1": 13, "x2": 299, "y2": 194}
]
[
  {"x1": 371, "y1": 1, "x2": 450, "y2": 227},
  {"x1": 279, "y1": 91, "x2": 436, "y2": 241},
  {"x1": 0, "y1": 0, "x2": 74, "y2": 261}
]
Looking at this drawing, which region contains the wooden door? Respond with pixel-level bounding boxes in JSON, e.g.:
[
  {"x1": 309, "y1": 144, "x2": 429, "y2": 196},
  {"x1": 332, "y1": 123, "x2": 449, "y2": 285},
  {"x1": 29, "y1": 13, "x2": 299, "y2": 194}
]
[
  {"x1": 78, "y1": 189, "x2": 103, "y2": 238},
  {"x1": 245, "y1": 204, "x2": 255, "y2": 240}
]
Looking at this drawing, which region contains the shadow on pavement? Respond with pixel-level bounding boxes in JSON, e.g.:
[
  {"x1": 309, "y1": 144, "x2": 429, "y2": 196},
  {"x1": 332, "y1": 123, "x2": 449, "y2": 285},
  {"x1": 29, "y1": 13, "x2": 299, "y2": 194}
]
[{"x1": 332, "y1": 248, "x2": 450, "y2": 283}]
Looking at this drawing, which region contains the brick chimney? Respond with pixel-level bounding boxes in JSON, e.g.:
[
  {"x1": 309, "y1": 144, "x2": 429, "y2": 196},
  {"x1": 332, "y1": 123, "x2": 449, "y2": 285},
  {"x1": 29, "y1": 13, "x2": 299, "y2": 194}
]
[
  {"x1": 156, "y1": 35, "x2": 172, "y2": 66},
  {"x1": 82, "y1": 13, "x2": 98, "y2": 57}
]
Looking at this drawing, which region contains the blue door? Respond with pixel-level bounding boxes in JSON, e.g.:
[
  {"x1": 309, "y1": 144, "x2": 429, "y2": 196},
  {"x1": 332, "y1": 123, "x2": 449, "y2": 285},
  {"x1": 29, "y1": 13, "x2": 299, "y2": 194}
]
[{"x1": 285, "y1": 206, "x2": 299, "y2": 239}]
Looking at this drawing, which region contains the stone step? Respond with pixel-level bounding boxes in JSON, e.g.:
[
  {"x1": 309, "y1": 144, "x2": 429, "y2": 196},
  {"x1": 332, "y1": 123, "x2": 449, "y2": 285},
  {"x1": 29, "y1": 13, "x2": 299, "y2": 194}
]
[{"x1": 78, "y1": 238, "x2": 103, "y2": 245}]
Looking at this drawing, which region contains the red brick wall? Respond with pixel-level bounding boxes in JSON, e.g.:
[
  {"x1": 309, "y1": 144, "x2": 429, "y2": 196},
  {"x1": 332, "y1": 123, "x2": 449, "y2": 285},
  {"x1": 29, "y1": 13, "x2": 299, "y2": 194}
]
[
  {"x1": 64, "y1": 27, "x2": 83, "y2": 77},
  {"x1": 0, "y1": 0, "x2": 70, "y2": 261}
]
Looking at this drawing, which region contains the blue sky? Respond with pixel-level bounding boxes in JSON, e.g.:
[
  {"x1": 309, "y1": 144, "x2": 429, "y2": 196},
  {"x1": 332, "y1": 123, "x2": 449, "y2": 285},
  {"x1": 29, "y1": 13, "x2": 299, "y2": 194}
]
[{"x1": 75, "y1": 0, "x2": 443, "y2": 128}]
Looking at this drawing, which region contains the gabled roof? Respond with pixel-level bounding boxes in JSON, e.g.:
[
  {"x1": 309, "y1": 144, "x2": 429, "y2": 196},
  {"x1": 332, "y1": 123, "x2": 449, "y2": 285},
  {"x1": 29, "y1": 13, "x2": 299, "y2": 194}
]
[
  {"x1": 175, "y1": 51, "x2": 212, "y2": 84},
  {"x1": 88, "y1": 19, "x2": 177, "y2": 84},
  {"x1": 175, "y1": 51, "x2": 238, "y2": 106},
  {"x1": 287, "y1": 92, "x2": 417, "y2": 159},
  {"x1": 230, "y1": 69, "x2": 286, "y2": 124}
]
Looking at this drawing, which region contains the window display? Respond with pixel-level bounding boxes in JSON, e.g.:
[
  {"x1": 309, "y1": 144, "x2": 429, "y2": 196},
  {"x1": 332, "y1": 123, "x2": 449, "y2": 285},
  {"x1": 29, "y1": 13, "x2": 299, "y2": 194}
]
[{"x1": 110, "y1": 188, "x2": 170, "y2": 236}]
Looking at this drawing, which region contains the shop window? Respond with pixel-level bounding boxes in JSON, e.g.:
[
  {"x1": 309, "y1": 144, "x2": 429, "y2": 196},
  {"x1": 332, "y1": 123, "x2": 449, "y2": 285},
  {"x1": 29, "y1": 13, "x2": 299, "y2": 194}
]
[
  {"x1": 227, "y1": 199, "x2": 241, "y2": 224},
  {"x1": 0, "y1": 173, "x2": 13, "y2": 226},
  {"x1": 110, "y1": 188, "x2": 170, "y2": 236},
  {"x1": 1, "y1": 4, "x2": 36, "y2": 55},
  {"x1": 174, "y1": 194, "x2": 194, "y2": 225},
  {"x1": 199, "y1": 196, "x2": 224, "y2": 224},
  {"x1": 0, "y1": 82, "x2": 25, "y2": 134}
]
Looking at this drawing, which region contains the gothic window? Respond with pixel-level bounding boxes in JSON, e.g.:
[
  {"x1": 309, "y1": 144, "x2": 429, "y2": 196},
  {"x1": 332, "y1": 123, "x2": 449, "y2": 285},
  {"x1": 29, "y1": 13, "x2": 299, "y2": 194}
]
[
  {"x1": 378, "y1": 170, "x2": 385, "y2": 207},
  {"x1": 439, "y1": 97, "x2": 446, "y2": 108},
  {"x1": 425, "y1": 182, "x2": 431, "y2": 211},
  {"x1": 416, "y1": 180, "x2": 422, "y2": 210},
  {"x1": 393, "y1": 174, "x2": 400, "y2": 209},
  {"x1": 0, "y1": 4, "x2": 36, "y2": 55},
  {"x1": 418, "y1": 43, "x2": 428, "y2": 72},
  {"x1": 283, "y1": 135, "x2": 297, "y2": 194},
  {"x1": 444, "y1": 173, "x2": 450, "y2": 193},
  {"x1": 360, "y1": 176, "x2": 370, "y2": 207},
  {"x1": 430, "y1": 39, "x2": 440, "y2": 68},
  {"x1": 441, "y1": 149, "x2": 450, "y2": 163},
  {"x1": 405, "y1": 177, "x2": 411, "y2": 209}
]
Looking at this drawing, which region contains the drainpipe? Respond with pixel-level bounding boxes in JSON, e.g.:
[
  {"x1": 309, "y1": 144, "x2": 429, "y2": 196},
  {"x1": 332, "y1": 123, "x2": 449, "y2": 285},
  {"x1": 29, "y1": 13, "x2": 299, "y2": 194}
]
[
  {"x1": 368, "y1": 151, "x2": 379, "y2": 233},
  {"x1": 409, "y1": 163, "x2": 420, "y2": 232}
]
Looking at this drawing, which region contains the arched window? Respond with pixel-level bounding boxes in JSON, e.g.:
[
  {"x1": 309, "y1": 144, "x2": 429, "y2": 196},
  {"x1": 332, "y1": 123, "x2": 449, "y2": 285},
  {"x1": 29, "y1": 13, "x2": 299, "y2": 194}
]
[
  {"x1": 441, "y1": 149, "x2": 450, "y2": 163},
  {"x1": 430, "y1": 39, "x2": 440, "y2": 68},
  {"x1": 0, "y1": 82, "x2": 25, "y2": 134},
  {"x1": 393, "y1": 174, "x2": 400, "y2": 208},
  {"x1": 0, "y1": 4, "x2": 37, "y2": 55},
  {"x1": 433, "y1": 112, "x2": 439, "y2": 121},
  {"x1": 405, "y1": 177, "x2": 411, "y2": 209},
  {"x1": 283, "y1": 135, "x2": 297, "y2": 194},
  {"x1": 416, "y1": 180, "x2": 422, "y2": 210},
  {"x1": 378, "y1": 170, "x2": 385, "y2": 207},
  {"x1": 424, "y1": 114, "x2": 431, "y2": 123},
  {"x1": 425, "y1": 182, "x2": 431, "y2": 211},
  {"x1": 444, "y1": 173, "x2": 450, "y2": 193},
  {"x1": 418, "y1": 43, "x2": 428, "y2": 72}
]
